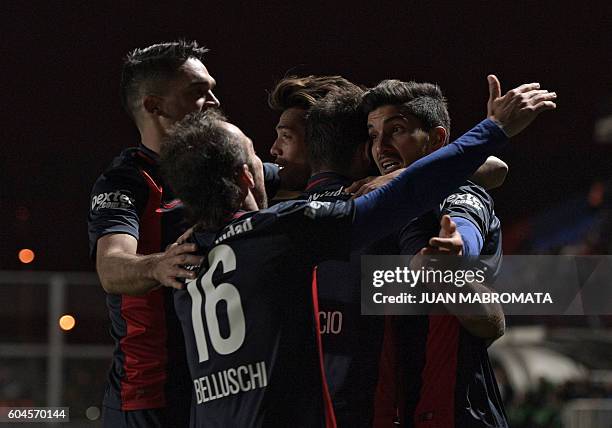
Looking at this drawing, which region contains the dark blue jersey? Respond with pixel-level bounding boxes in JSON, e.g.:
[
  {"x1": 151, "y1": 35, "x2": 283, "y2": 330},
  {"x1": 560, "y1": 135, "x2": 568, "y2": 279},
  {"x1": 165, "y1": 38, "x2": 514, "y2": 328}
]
[
  {"x1": 391, "y1": 182, "x2": 507, "y2": 428},
  {"x1": 302, "y1": 173, "x2": 385, "y2": 427},
  {"x1": 174, "y1": 119, "x2": 507, "y2": 427},
  {"x1": 88, "y1": 153, "x2": 282, "y2": 415},
  {"x1": 175, "y1": 200, "x2": 354, "y2": 428},
  {"x1": 87, "y1": 144, "x2": 191, "y2": 417}
]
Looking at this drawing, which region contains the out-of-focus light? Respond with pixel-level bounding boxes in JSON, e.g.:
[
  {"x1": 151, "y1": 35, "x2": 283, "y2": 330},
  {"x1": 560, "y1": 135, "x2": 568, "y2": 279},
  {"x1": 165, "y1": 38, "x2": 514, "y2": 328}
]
[
  {"x1": 589, "y1": 181, "x2": 605, "y2": 207},
  {"x1": 59, "y1": 315, "x2": 76, "y2": 331},
  {"x1": 85, "y1": 406, "x2": 100, "y2": 420},
  {"x1": 15, "y1": 206, "x2": 30, "y2": 222},
  {"x1": 18, "y1": 249, "x2": 35, "y2": 264}
]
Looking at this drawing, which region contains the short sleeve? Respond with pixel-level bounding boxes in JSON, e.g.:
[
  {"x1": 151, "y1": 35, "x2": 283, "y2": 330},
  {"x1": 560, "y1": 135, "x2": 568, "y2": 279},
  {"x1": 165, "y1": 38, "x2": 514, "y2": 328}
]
[
  {"x1": 439, "y1": 183, "x2": 493, "y2": 241},
  {"x1": 87, "y1": 166, "x2": 149, "y2": 259}
]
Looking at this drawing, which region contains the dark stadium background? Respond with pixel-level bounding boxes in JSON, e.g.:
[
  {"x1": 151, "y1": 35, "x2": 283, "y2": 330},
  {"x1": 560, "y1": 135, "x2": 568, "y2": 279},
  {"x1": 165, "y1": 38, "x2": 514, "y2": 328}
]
[
  {"x1": 1, "y1": 2, "x2": 611, "y2": 426},
  {"x1": 2, "y1": 1, "x2": 610, "y2": 272}
]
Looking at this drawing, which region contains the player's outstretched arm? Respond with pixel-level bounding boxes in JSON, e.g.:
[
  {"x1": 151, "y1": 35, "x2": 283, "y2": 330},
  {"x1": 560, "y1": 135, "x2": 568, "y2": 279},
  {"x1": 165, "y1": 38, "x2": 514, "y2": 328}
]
[
  {"x1": 351, "y1": 119, "x2": 507, "y2": 249},
  {"x1": 351, "y1": 74, "x2": 557, "y2": 249},
  {"x1": 346, "y1": 155, "x2": 508, "y2": 197},
  {"x1": 96, "y1": 234, "x2": 202, "y2": 295}
]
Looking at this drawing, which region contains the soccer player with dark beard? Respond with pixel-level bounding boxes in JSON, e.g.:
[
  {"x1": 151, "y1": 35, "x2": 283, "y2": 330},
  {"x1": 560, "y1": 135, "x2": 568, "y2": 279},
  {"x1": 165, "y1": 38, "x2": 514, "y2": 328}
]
[
  {"x1": 159, "y1": 78, "x2": 555, "y2": 427},
  {"x1": 354, "y1": 77, "x2": 555, "y2": 428},
  {"x1": 88, "y1": 41, "x2": 224, "y2": 428},
  {"x1": 88, "y1": 41, "x2": 276, "y2": 427}
]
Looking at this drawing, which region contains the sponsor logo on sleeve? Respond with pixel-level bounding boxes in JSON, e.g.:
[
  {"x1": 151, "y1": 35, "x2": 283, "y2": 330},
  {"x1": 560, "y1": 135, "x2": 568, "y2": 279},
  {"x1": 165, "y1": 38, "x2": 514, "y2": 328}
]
[
  {"x1": 304, "y1": 201, "x2": 333, "y2": 219},
  {"x1": 443, "y1": 193, "x2": 484, "y2": 211},
  {"x1": 304, "y1": 200, "x2": 353, "y2": 220},
  {"x1": 91, "y1": 191, "x2": 135, "y2": 211}
]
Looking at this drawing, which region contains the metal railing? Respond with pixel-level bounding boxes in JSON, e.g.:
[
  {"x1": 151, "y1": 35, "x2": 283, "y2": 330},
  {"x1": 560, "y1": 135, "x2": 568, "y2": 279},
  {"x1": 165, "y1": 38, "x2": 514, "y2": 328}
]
[{"x1": 0, "y1": 271, "x2": 112, "y2": 425}]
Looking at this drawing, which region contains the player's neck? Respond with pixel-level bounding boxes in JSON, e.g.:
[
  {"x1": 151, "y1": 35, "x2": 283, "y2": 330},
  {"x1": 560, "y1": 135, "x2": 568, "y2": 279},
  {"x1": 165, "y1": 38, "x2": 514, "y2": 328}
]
[{"x1": 139, "y1": 124, "x2": 166, "y2": 154}]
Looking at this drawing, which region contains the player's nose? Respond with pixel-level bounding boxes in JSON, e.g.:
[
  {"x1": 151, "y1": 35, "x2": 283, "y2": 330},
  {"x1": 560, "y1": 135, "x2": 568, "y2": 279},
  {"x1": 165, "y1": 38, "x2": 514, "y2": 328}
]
[
  {"x1": 270, "y1": 139, "x2": 282, "y2": 158},
  {"x1": 372, "y1": 135, "x2": 388, "y2": 157},
  {"x1": 379, "y1": 131, "x2": 394, "y2": 149},
  {"x1": 205, "y1": 91, "x2": 220, "y2": 109}
]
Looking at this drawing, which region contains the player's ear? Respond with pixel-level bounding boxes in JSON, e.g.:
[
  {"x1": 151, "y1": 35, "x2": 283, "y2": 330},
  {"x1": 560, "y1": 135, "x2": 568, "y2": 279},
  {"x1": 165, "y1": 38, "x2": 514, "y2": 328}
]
[
  {"x1": 427, "y1": 126, "x2": 447, "y2": 153},
  {"x1": 238, "y1": 164, "x2": 255, "y2": 189},
  {"x1": 143, "y1": 95, "x2": 166, "y2": 117}
]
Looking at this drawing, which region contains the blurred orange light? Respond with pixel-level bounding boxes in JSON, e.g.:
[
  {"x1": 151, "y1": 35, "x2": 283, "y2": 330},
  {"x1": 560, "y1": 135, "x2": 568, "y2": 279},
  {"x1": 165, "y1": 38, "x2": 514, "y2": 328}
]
[
  {"x1": 59, "y1": 315, "x2": 76, "y2": 331},
  {"x1": 18, "y1": 248, "x2": 35, "y2": 264}
]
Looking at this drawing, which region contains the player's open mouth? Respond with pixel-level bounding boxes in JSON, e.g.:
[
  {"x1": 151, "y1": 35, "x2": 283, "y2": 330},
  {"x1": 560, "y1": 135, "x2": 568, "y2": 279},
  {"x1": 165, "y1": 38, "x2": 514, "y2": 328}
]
[{"x1": 381, "y1": 160, "x2": 401, "y2": 173}]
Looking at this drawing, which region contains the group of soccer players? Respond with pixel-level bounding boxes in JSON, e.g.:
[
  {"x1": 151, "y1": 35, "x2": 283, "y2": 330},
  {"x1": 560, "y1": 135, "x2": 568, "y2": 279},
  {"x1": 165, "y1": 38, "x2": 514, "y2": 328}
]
[{"x1": 88, "y1": 40, "x2": 557, "y2": 427}]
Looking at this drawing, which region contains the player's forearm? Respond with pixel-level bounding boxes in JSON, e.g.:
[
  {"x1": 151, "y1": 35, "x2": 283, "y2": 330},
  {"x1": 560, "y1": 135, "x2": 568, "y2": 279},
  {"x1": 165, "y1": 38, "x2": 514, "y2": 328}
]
[
  {"x1": 352, "y1": 120, "x2": 507, "y2": 248},
  {"x1": 456, "y1": 310, "x2": 505, "y2": 343},
  {"x1": 458, "y1": 314, "x2": 505, "y2": 344},
  {"x1": 448, "y1": 221, "x2": 502, "y2": 339},
  {"x1": 97, "y1": 251, "x2": 161, "y2": 295},
  {"x1": 443, "y1": 281, "x2": 505, "y2": 341}
]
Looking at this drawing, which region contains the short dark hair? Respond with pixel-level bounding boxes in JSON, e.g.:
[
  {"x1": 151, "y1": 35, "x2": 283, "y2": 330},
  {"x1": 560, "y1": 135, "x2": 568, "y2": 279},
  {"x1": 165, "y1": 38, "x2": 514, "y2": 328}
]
[
  {"x1": 362, "y1": 80, "x2": 451, "y2": 137},
  {"x1": 268, "y1": 75, "x2": 357, "y2": 112},
  {"x1": 306, "y1": 86, "x2": 368, "y2": 173},
  {"x1": 161, "y1": 110, "x2": 247, "y2": 230},
  {"x1": 120, "y1": 40, "x2": 209, "y2": 120}
]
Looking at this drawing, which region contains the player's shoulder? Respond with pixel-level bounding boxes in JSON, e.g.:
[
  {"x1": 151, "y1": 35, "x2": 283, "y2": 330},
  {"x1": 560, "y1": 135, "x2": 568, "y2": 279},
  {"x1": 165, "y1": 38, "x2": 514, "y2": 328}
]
[
  {"x1": 92, "y1": 147, "x2": 154, "y2": 189},
  {"x1": 209, "y1": 200, "x2": 354, "y2": 246},
  {"x1": 457, "y1": 180, "x2": 491, "y2": 198},
  {"x1": 89, "y1": 147, "x2": 157, "y2": 211},
  {"x1": 102, "y1": 146, "x2": 153, "y2": 177},
  {"x1": 93, "y1": 148, "x2": 135, "y2": 184}
]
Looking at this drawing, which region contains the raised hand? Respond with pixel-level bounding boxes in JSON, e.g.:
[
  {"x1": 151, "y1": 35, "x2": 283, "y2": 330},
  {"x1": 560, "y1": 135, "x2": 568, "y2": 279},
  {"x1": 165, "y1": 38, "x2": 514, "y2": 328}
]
[{"x1": 487, "y1": 74, "x2": 557, "y2": 137}]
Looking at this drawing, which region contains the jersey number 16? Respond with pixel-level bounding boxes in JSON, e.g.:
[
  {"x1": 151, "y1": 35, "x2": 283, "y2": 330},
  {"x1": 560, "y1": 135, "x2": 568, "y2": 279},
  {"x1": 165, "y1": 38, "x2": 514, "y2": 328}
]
[{"x1": 186, "y1": 244, "x2": 246, "y2": 362}]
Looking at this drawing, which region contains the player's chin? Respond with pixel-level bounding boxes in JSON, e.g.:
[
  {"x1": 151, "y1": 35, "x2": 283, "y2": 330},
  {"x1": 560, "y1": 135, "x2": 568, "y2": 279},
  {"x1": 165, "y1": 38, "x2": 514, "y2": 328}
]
[
  {"x1": 282, "y1": 162, "x2": 309, "y2": 180},
  {"x1": 275, "y1": 159, "x2": 289, "y2": 169}
]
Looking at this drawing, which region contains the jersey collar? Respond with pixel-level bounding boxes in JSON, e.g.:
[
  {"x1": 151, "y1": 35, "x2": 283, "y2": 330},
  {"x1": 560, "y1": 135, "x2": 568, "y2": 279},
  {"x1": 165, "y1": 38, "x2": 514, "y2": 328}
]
[{"x1": 305, "y1": 171, "x2": 353, "y2": 192}]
